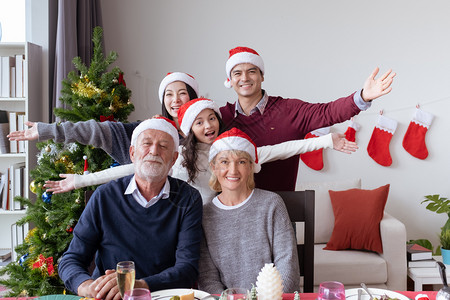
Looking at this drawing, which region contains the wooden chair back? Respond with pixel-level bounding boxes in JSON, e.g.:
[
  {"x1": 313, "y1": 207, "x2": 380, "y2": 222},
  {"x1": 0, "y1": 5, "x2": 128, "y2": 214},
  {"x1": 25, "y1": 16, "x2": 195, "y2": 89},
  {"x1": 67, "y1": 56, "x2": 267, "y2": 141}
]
[{"x1": 274, "y1": 190, "x2": 315, "y2": 293}]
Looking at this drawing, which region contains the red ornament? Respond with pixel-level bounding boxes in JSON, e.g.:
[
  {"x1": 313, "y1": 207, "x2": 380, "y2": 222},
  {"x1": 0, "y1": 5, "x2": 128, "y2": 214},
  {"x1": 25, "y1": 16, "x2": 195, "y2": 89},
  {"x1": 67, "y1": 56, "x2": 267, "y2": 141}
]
[
  {"x1": 32, "y1": 254, "x2": 45, "y2": 269},
  {"x1": 66, "y1": 226, "x2": 74, "y2": 233},
  {"x1": 100, "y1": 115, "x2": 115, "y2": 122},
  {"x1": 118, "y1": 72, "x2": 126, "y2": 87}
]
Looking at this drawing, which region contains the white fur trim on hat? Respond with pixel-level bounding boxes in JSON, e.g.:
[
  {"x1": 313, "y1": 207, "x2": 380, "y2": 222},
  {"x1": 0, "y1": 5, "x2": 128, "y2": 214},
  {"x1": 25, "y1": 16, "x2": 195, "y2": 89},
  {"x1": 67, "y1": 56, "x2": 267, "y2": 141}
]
[
  {"x1": 158, "y1": 72, "x2": 199, "y2": 103},
  {"x1": 131, "y1": 117, "x2": 179, "y2": 150},
  {"x1": 209, "y1": 135, "x2": 262, "y2": 173},
  {"x1": 209, "y1": 136, "x2": 256, "y2": 162},
  {"x1": 178, "y1": 98, "x2": 221, "y2": 136},
  {"x1": 224, "y1": 47, "x2": 265, "y2": 88}
]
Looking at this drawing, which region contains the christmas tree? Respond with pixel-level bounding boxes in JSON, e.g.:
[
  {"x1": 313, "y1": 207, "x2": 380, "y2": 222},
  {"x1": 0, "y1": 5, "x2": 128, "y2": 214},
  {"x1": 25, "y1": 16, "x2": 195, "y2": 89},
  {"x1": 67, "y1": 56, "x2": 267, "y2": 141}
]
[{"x1": 0, "y1": 26, "x2": 134, "y2": 296}]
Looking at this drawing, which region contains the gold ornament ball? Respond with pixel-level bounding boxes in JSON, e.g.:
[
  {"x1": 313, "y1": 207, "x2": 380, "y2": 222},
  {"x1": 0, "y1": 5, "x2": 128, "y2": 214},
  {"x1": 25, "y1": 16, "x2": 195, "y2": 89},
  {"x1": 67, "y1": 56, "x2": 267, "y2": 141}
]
[{"x1": 30, "y1": 181, "x2": 37, "y2": 194}]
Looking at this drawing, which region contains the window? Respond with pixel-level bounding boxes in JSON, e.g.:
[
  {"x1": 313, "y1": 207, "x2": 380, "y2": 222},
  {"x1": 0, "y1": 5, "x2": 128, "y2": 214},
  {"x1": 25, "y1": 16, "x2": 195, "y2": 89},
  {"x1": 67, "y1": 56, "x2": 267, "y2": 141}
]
[{"x1": 0, "y1": 0, "x2": 25, "y2": 42}]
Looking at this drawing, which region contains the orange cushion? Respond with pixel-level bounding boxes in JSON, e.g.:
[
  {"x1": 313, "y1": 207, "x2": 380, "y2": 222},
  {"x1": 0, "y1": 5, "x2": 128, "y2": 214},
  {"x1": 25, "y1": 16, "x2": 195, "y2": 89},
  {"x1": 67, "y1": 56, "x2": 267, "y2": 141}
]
[{"x1": 324, "y1": 184, "x2": 390, "y2": 253}]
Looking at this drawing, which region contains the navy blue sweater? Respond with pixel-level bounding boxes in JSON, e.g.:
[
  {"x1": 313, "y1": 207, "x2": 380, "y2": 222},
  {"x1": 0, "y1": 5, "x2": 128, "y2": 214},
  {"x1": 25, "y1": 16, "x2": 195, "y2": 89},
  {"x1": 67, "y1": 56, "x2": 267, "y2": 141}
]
[{"x1": 58, "y1": 175, "x2": 203, "y2": 294}]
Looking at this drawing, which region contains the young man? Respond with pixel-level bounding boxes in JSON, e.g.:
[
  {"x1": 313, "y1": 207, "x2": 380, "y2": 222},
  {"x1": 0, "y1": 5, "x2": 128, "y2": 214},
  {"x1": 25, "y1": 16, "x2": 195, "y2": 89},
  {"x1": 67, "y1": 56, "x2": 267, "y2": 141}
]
[
  {"x1": 58, "y1": 117, "x2": 203, "y2": 300},
  {"x1": 220, "y1": 46, "x2": 396, "y2": 191}
]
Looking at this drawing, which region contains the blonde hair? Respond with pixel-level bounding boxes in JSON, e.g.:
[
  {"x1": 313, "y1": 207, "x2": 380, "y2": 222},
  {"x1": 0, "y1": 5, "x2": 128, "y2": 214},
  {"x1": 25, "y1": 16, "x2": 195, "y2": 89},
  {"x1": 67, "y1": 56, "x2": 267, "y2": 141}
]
[{"x1": 208, "y1": 150, "x2": 255, "y2": 192}]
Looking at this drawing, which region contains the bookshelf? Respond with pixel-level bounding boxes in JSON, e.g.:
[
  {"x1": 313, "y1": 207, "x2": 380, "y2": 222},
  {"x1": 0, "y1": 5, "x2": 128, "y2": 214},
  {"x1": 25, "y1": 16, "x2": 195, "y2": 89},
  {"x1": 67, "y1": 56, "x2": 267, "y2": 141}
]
[{"x1": 0, "y1": 42, "x2": 42, "y2": 251}]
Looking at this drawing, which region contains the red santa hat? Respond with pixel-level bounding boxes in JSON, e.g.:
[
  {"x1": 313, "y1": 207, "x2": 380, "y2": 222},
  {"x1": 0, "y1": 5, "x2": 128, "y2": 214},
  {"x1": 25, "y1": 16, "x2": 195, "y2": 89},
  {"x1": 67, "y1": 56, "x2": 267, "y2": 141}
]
[
  {"x1": 177, "y1": 98, "x2": 222, "y2": 136},
  {"x1": 131, "y1": 116, "x2": 179, "y2": 150},
  {"x1": 158, "y1": 72, "x2": 199, "y2": 103},
  {"x1": 224, "y1": 46, "x2": 265, "y2": 88},
  {"x1": 209, "y1": 127, "x2": 261, "y2": 172}
]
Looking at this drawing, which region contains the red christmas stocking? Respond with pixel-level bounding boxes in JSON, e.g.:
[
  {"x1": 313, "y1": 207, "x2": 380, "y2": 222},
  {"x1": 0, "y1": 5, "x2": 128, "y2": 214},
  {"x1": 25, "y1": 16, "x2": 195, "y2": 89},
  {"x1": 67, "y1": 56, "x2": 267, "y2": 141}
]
[
  {"x1": 402, "y1": 108, "x2": 434, "y2": 159},
  {"x1": 300, "y1": 127, "x2": 330, "y2": 170},
  {"x1": 344, "y1": 119, "x2": 360, "y2": 142},
  {"x1": 367, "y1": 115, "x2": 397, "y2": 167}
]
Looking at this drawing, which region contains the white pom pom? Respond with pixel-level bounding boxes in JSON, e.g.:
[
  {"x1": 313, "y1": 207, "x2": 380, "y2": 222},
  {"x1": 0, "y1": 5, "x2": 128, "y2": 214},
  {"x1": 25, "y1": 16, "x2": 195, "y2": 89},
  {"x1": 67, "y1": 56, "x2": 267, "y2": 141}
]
[
  {"x1": 256, "y1": 263, "x2": 283, "y2": 300},
  {"x1": 224, "y1": 78, "x2": 232, "y2": 88}
]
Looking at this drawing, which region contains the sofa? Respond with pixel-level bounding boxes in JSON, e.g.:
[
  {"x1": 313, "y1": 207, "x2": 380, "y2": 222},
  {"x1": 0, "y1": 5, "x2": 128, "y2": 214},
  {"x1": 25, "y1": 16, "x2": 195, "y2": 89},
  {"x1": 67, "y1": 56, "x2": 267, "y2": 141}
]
[{"x1": 295, "y1": 178, "x2": 407, "y2": 291}]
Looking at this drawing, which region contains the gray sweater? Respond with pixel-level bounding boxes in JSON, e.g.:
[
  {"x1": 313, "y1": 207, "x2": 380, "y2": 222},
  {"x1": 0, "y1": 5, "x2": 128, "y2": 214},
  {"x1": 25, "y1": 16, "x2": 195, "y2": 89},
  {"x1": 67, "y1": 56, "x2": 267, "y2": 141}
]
[
  {"x1": 198, "y1": 188, "x2": 300, "y2": 294},
  {"x1": 38, "y1": 120, "x2": 141, "y2": 164}
]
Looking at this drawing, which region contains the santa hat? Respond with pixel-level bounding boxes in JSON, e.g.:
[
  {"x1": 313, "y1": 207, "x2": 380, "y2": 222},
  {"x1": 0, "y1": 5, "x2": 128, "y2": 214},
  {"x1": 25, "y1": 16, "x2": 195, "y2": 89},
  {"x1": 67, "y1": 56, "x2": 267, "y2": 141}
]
[
  {"x1": 224, "y1": 46, "x2": 265, "y2": 88},
  {"x1": 131, "y1": 117, "x2": 179, "y2": 150},
  {"x1": 178, "y1": 98, "x2": 222, "y2": 136},
  {"x1": 158, "y1": 72, "x2": 199, "y2": 103},
  {"x1": 209, "y1": 127, "x2": 261, "y2": 172}
]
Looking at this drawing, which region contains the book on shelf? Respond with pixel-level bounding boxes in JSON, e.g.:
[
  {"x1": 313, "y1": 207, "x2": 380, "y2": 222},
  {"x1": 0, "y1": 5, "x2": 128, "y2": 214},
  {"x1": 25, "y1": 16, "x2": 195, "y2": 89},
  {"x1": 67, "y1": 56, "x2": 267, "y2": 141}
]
[
  {"x1": 8, "y1": 111, "x2": 24, "y2": 153},
  {"x1": 10, "y1": 66, "x2": 16, "y2": 98},
  {"x1": 1, "y1": 56, "x2": 15, "y2": 98},
  {"x1": 408, "y1": 258, "x2": 437, "y2": 268},
  {"x1": 0, "y1": 173, "x2": 6, "y2": 210},
  {"x1": 15, "y1": 54, "x2": 24, "y2": 98},
  {"x1": 0, "y1": 110, "x2": 9, "y2": 154},
  {"x1": 17, "y1": 113, "x2": 25, "y2": 153},
  {"x1": 407, "y1": 243, "x2": 433, "y2": 261},
  {"x1": 9, "y1": 162, "x2": 25, "y2": 211}
]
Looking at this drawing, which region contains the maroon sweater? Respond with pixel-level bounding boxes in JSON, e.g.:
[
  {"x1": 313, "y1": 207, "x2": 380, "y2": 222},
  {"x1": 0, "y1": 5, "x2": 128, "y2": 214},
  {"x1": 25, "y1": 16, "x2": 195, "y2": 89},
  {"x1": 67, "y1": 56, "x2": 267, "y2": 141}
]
[{"x1": 220, "y1": 93, "x2": 361, "y2": 191}]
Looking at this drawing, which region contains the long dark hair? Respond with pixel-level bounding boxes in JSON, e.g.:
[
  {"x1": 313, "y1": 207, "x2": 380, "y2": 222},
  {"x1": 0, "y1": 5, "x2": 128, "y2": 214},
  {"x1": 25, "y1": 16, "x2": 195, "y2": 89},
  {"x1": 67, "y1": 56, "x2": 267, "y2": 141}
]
[
  {"x1": 161, "y1": 82, "x2": 198, "y2": 120},
  {"x1": 181, "y1": 111, "x2": 225, "y2": 183}
]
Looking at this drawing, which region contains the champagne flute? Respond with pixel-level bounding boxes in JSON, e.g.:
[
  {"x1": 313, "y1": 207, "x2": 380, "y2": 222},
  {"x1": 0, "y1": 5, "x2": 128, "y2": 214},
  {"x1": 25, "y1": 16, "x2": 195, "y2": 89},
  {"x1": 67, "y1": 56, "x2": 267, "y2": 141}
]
[
  {"x1": 318, "y1": 281, "x2": 345, "y2": 300},
  {"x1": 123, "y1": 288, "x2": 152, "y2": 300},
  {"x1": 220, "y1": 288, "x2": 250, "y2": 300},
  {"x1": 117, "y1": 260, "x2": 136, "y2": 298}
]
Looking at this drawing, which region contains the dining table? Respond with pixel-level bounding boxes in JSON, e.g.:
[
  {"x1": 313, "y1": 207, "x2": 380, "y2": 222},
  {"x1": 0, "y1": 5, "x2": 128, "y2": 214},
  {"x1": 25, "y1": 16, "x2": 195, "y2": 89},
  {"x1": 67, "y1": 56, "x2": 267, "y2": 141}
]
[{"x1": 0, "y1": 290, "x2": 439, "y2": 300}]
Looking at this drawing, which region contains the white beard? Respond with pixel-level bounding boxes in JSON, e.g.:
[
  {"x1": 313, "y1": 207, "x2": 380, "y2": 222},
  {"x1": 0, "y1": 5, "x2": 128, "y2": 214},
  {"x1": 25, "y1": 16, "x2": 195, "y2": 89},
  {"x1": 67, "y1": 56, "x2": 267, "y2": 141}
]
[{"x1": 135, "y1": 155, "x2": 171, "y2": 182}]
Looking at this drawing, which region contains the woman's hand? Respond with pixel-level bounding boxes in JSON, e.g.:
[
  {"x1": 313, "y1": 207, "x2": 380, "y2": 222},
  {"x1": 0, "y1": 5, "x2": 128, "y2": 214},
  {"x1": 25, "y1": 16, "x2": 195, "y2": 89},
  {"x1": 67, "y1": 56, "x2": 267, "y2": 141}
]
[
  {"x1": 43, "y1": 174, "x2": 75, "y2": 194},
  {"x1": 7, "y1": 121, "x2": 39, "y2": 141},
  {"x1": 331, "y1": 133, "x2": 358, "y2": 154}
]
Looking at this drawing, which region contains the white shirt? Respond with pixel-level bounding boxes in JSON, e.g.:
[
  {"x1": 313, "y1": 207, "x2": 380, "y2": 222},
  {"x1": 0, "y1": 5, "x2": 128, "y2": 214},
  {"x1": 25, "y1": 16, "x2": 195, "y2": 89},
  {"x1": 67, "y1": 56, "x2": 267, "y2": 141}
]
[
  {"x1": 124, "y1": 175, "x2": 170, "y2": 208},
  {"x1": 212, "y1": 190, "x2": 255, "y2": 210}
]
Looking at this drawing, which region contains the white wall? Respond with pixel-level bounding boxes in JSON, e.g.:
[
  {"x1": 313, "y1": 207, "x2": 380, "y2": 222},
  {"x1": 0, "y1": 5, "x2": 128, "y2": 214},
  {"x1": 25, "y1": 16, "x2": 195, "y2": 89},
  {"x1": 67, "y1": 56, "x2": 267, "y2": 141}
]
[{"x1": 99, "y1": 0, "x2": 450, "y2": 248}]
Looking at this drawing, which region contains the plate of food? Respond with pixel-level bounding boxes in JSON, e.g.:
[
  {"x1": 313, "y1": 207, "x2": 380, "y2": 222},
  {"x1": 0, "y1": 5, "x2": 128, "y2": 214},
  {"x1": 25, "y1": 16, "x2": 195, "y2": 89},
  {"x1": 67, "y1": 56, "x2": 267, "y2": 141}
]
[
  {"x1": 345, "y1": 288, "x2": 409, "y2": 300},
  {"x1": 151, "y1": 288, "x2": 211, "y2": 300}
]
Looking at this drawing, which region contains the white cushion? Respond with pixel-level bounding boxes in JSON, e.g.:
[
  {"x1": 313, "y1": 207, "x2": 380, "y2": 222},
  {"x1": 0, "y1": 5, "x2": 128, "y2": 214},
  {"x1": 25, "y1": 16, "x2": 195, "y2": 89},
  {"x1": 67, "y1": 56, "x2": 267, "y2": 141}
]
[
  {"x1": 314, "y1": 244, "x2": 387, "y2": 285},
  {"x1": 296, "y1": 178, "x2": 361, "y2": 243}
]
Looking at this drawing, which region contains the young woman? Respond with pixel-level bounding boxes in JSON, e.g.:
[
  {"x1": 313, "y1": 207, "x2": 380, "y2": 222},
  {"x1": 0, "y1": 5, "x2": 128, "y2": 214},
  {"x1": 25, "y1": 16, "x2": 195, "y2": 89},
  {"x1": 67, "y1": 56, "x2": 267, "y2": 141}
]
[
  {"x1": 7, "y1": 72, "x2": 199, "y2": 165},
  {"x1": 197, "y1": 128, "x2": 299, "y2": 293},
  {"x1": 43, "y1": 98, "x2": 358, "y2": 203}
]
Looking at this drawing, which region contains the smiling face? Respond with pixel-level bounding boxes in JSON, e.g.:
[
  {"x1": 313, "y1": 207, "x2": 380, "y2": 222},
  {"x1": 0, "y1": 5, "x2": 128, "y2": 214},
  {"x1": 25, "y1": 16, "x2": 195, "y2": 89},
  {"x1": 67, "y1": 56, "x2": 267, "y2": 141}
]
[
  {"x1": 191, "y1": 108, "x2": 220, "y2": 144},
  {"x1": 130, "y1": 129, "x2": 178, "y2": 183},
  {"x1": 163, "y1": 81, "x2": 191, "y2": 119},
  {"x1": 230, "y1": 63, "x2": 264, "y2": 99},
  {"x1": 211, "y1": 150, "x2": 253, "y2": 193}
]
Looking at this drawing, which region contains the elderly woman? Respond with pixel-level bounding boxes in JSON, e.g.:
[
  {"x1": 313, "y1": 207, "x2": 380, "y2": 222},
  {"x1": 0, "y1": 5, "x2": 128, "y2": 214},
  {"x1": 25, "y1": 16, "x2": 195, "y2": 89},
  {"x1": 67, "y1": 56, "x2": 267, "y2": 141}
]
[{"x1": 197, "y1": 128, "x2": 300, "y2": 294}]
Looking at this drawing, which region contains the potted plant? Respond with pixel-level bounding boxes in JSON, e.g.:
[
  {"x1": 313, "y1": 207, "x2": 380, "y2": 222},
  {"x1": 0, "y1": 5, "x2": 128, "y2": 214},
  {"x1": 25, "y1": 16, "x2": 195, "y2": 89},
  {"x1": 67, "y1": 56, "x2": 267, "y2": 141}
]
[{"x1": 440, "y1": 229, "x2": 450, "y2": 264}]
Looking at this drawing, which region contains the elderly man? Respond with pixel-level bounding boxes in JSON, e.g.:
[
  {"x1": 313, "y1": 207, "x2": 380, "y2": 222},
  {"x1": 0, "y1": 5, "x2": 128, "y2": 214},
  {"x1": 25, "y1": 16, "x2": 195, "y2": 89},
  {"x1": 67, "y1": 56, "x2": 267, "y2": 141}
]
[{"x1": 58, "y1": 117, "x2": 203, "y2": 300}]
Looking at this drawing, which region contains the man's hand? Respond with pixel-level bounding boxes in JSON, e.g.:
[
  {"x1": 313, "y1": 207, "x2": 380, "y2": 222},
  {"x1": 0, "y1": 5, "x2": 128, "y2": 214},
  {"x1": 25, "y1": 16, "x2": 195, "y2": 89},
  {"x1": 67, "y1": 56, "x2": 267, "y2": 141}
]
[
  {"x1": 361, "y1": 67, "x2": 396, "y2": 102},
  {"x1": 77, "y1": 270, "x2": 121, "y2": 300},
  {"x1": 7, "y1": 121, "x2": 39, "y2": 141},
  {"x1": 92, "y1": 269, "x2": 121, "y2": 300}
]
